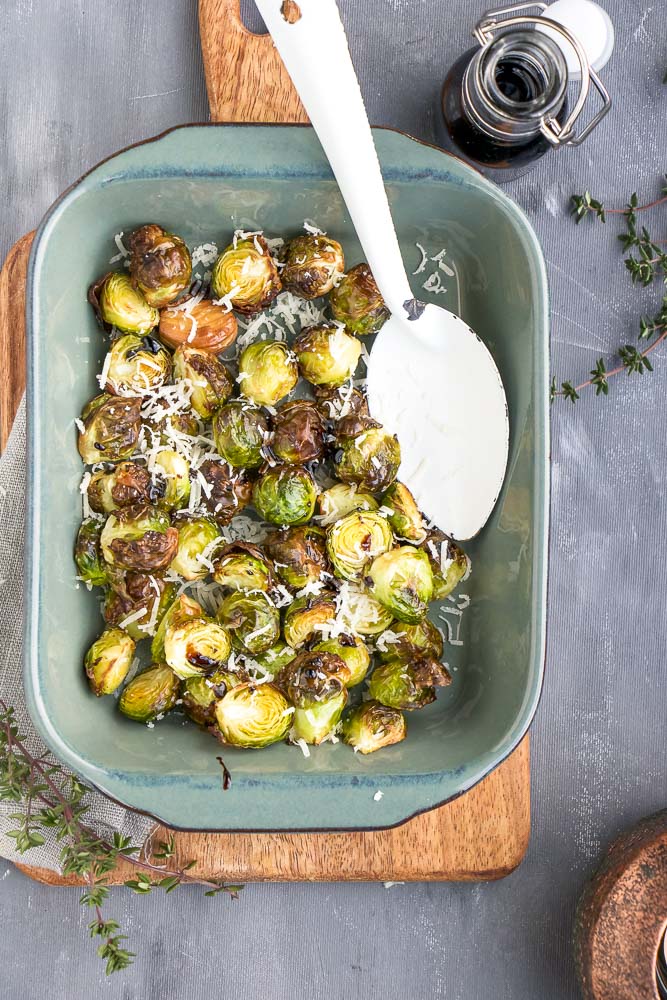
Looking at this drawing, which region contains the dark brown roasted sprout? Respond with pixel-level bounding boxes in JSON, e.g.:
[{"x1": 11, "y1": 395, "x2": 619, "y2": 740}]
[
  {"x1": 127, "y1": 223, "x2": 192, "y2": 308},
  {"x1": 376, "y1": 619, "x2": 444, "y2": 663},
  {"x1": 333, "y1": 426, "x2": 401, "y2": 493},
  {"x1": 421, "y1": 529, "x2": 470, "y2": 600},
  {"x1": 210, "y1": 235, "x2": 281, "y2": 315},
  {"x1": 252, "y1": 465, "x2": 318, "y2": 526},
  {"x1": 103, "y1": 573, "x2": 176, "y2": 642},
  {"x1": 87, "y1": 461, "x2": 155, "y2": 514},
  {"x1": 270, "y1": 400, "x2": 325, "y2": 465},
  {"x1": 212, "y1": 400, "x2": 269, "y2": 470},
  {"x1": 181, "y1": 669, "x2": 246, "y2": 727},
  {"x1": 214, "y1": 682, "x2": 291, "y2": 748},
  {"x1": 103, "y1": 334, "x2": 172, "y2": 396},
  {"x1": 282, "y1": 592, "x2": 337, "y2": 649},
  {"x1": 282, "y1": 234, "x2": 345, "y2": 299},
  {"x1": 84, "y1": 627, "x2": 135, "y2": 697},
  {"x1": 159, "y1": 297, "x2": 238, "y2": 353},
  {"x1": 118, "y1": 663, "x2": 180, "y2": 723},
  {"x1": 74, "y1": 519, "x2": 109, "y2": 587},
  {"x1": 312, "y1": 634, "x2": 370, "y2": 687},
  {"x1": 368, "y1": 656, "x2": 452, "y2": 711},
  {"x1": 238, "y1": 340, "x2": 298, "y2": 407},
  {"x1": 264, "y1": 525, "x2": 330, "y2": 590},
  {"x1": 314, "y1": 384, "x2": 369, "y2": 423},
  {"x1": 329, "y1": 262, "x2": 389, "y2": 336},
  {"x1": 89, "y1": 272, "x2": 159, "y2": 334},
  {"x1": 367, "y1": 546, "x2": 434, "y2": 624},
  {"x1": 77, "y1": 394, "x2": 142, "y2": 464},
  {"x1": 173, "y1": 345, "x2": 233, "y2": 419},
  {"x1": 293, "y1": 324, "x2": 361, "y2": 388},
  {"x1": 280, "y1": 649, "x2": 349, "y2": 744},
  {"x1": 100, "y1": 503, "x2": 179, "y2": 573},
  {"x1": 197, "y1": 459, "x2": 253, "y2": 525},
  {"x1": 217, "y1": 591, "x2": 281, "y2": 655},
  {"x1": 341, "y1": 700, "x2": 406, "y2": 754},
  {"x1": 380, "y1": 481, "x2": 426, "y2": 543},
  {"x1": 212, "y1": 541, "x2": 273, "y2": 593}
]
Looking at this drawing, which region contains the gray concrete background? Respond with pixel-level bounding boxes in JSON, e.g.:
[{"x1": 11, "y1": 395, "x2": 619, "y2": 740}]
[{"x1": 1, "y1": 1, "x2": 665, "y2": 997}]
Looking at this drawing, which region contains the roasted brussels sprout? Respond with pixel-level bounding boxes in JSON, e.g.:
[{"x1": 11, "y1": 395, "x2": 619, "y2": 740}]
[
  {"x1": 217, "y1": 591, "x2": 281, "y2": 655},
  {"x1": 77, "y1": 394, "x2": 142, "y2": 464},
  {"x1": 127, "y1": 223, "x2": 192, "y2": 308},
  {"x1": 238, "y1": 341, "x2": 298, "y2": 407},
  {"x1": 87, "y1": 461, "x2": 154, "y2": 514},
  {"x1": 173, "y1": 345, "x2": 233, "y2": 419},
  {"x1": 312, "y1": 634, "x2": 370, "y2": 687},
  {"x1": 90, "y1": 272, "x2": 159, "y2": 334},
  {"x1": 212, "y1": 541, "x2": 273, "y2": 593},
  {"x1": 376, "y1": 619, "x2": 443, "y2": 663},
  {"x1": 367, "y1": 546, "x2": 433, "y2": 624},
  {"x1": 170, "y1": 517, "x2": 221, "y2": 581},
  {"x1": 380, "y1": 482, "x2": 425, "y2": 543},
  {"x1": 422, "y1": 530, "x2": 470, "y2": 600},
  {"x1": 326, "y1": 510, "x2": 393, "y2": 582},
  {"x1": 334, "y1": 584, "x2": 394, "y2": 637},
  {"x1": 283, "y1": 592, "x2": 337, "y2": 648},
  {"x1": 151, "y1": 450, "x2": 191, "y2": 511},
  {"x1": 159, "y1": 298, "x2": 238, "y2": 353},
  {"x1": 197, "y1": 459, "x2": 253, "y2": 525},
  {"x1": 212, "y1": 400, "x2": 269, "y2": 470},
  {"x1": 329, "y1": 263, "x2": 389, "y2": 336},
  {"x1": 270, "y1": 400, "x2": 325, "y2": 465},
  {"x1": 333, "y1": 427, "x2": 401, "y2": 494},
  {"x1": 341, "y1": 700, "x2": 406, "y2": 754},
  {"x1": 103, "y1": 334, "x2": 172, "y2": 396},
  {"x1": 368, "y1": 656, "x2": 452, "y2": 710},
  {"x1": 264, "y1": 525, "x2": 329, "y2": 590},
  {"x1": 147, "y1": 401, "x2": 201, "y2": 445},
  {"x1": 314, "y1": 383, "x2": 368, "y2": 423},
  {"x1": 282, "y1": 234, "x2": 344, "y2": 299},
  {"x1": 252, "y1": 465, "x2": 317, "y2": 526},
  {"x1": 316, "y1": 483, "x2": 378, "y2": 525},
  {"x1": 74, "y1": 519, "x2": 109, "y2": 587},
  {"x1": 214, "y1": 682, "x2": 291, "y2": 748},
  {"x1": 181, "y1": 669, "x2": 245, "y2": 727},
  {"x1": 281, "y1": 650, "x2": 349, "y2": 744},
  {"x1": 151, "y1": 592, "x2": 203, "y2": 662},
  {"x1": 164, "y1": 615, "x2": 232, "y2": 680},
  {"x1": 118, "y1": 663, "x2": 180, "y2": 723},
  {"x1": 100, "y1": 503, "x2": 179, "y2": 573},
  {"x1": 103, "y1": 572, "x2": 175, "y2": 642},
  {"x1": 84, "y1": 627, "x2": 135, "y2": 697},
  {"x1": 211, "y1": 235, "x2": 281, "y2": 315},
  {"x1": 246, "y1": 641, "x2": 297, "y2": 676},
  {"x1": 293, "y1": 324, "x2": 361, "y2": 388}
]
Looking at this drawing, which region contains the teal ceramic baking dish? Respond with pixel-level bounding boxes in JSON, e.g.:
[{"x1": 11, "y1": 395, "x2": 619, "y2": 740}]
[{"x1": 25, "y1": 124, "x2": 549, "y2": 831}]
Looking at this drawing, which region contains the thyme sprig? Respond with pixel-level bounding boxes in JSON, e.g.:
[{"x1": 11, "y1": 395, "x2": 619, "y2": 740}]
[
  {"x1": 552, "y1": 178, "x2": 667, "y2": 402},
  {"x1": 0, "y1": 699, "x2": 242, "y2": 975}
]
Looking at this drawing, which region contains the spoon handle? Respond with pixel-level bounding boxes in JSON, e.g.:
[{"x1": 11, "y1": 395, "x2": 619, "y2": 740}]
[{"x1": 254, "y1": 0, "x2": 414, "y2": 316}]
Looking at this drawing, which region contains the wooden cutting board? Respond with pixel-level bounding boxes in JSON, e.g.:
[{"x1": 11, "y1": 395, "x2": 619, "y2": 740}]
[{"x1": 1, "y1": 0, "x2": 530, "y2": 885}]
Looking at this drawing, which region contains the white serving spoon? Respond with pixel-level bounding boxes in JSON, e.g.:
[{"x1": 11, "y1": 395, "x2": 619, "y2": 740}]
[{"x1": 254, "y1": 0, "x2": 509, "y2": 540}]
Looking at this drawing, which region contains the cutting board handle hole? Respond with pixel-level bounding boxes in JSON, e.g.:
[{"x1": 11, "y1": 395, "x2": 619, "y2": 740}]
[{"x1": 239, "y1": 0, "x2": 268, "y2": 36}]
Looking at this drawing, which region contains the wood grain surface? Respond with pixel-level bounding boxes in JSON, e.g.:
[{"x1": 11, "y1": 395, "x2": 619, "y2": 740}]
[{"x1": 4, "y1": 0, "x2": 530, "y2": 885}]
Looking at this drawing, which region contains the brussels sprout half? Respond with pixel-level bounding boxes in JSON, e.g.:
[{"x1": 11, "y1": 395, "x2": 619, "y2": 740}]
[
  {"x1": 368, "y1": 656, "x2": 452, "y2": 711},
  {"x1": 252, "y1": 465, "x2": 318, "y2": 527},
  {"x1": 90, "y1": 272, "x2": 159, "y2": 334},
  {"x1": 334, "y1": 584, "x2": 395, "y2": 637},
  {"x1": 341, "y1": 700, "x2": 406, "y2": 754},
  {"x1": 329, "y1": 263, "x2": 389, "y2": 336},
  {"x1": 212, "y1": 400, "x2": 269, "y2": 470},
  {"x1": 164, "y1": 616, "x2": 233, "y2": 680},
  {"x1": 211, "y1": 235, "x2": 281, "y2": 315},
  {"x1": 214, "y1": 682, "x2": 292, "y2": 748},
  {"x1": 380, "y1": 482, "x2": 426, "y2": 543},
  {"x1": 264, "y1": 525, "x2": 330, "y2": 590},
  {"x1": 173, "y1": 345, "x2": 233, "y2": 419},
  {"x1": 87, "y1": 461, "x2": 154, "y2": 514},
  {"x1": 197, "y1": 460, "x2": 253, "y2": 526},
  {"x1": 270, "y1": 400, "x2": 325, "y2": 465},
  {"x1": 152, "y1": 450, "x2": 191, "y2": 511},
  {"x1": 294, "y1": 324, "x2": 361, "y2": 388},
  {"x1": 316, "y1": 483, "x2": 378, "y2": 526},
  {"x1": 217, "y1": 591, "x2": 281, "y2": 655},
  {"x1": 84, "y1": 627, "x2": 135, "y2": 697},
  {"x1": 103, "y1": 573, "x2": 176, "y2": 642},
  {"x1": 238, "y1": 341, "x2": 298, "y2": 408},
  {"x1": 283, "y1": 593, "x2": 337, "y2": 649},
  {"x1": 312, "y1": 634, "x2": 371, "y2": 687},
  {"x1": 159, "y1": 298, "x2": 238, "y2": 354},
  {"x1": 376, "y1": 619, "x2": 444, "y2": 663},
  {"x1": 77, "y1": 394, "x2": 142, "y2": 465},
  {"x1": 282, "y1": 234, "x2": 345, "y2": 299},
  {"x1": 103, "y1": 334, "x2": 172, "y2": 397},
  {"x1": 151, "y1": 593, "x2": 203, "y2": 662},
  {"x1": 128, "y1": 223, "x2": 192, "y2": 308},
  {"x1": 118, "y1": 663, "x2": 180, "y2": 723},
  {"x1": 367, "y1": 546, "x2": 434, "y2": 624},
  {"x1": 170, "y1": 517, "x2": 222, "y2": 581},
  {"x1": 100, "y1": 503, "x2": 179, "y2": 574},
  {"x1": 212, "y1": 541, "x2": 273, "y2": 593},
  {"x1": 181, "y1": 669, "x2": 246, "y2": 727},
  {"x1": 333, "y1": 426, "x2": 401, "y2": 494},
  {"x1": 421, "y1": 530, "x2": 470, "y2": 600},
  {"x1": 326, "y1": 510, "x2": 393, "y2": 582},
  {"x1": 74, "y1": 519, "x2": 109, "y2": 587},
  {"x1": 281, "y1": 650, "x2": 349, "y2": 744},
  {"x1": 245, "y1": 641, "x2": 297, "y2": 677}
]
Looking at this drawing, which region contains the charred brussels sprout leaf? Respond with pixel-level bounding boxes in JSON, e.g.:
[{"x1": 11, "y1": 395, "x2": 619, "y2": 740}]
[
  {"x1": 103, "y1": 334, "x2": 171, "y2": 396},
  {"x1": 264, "y1": 525, "x2": 329, "y2": 590},
  {"x1": 87, "y1": 461, "x2": 154, "y2": 514},
  {"x1": 164, "y1": 616, "x2": 233, "y2": 680},
  {"x1": 159, "y1": 298, "x2": 238, "y2": 353},
  {"x1": 197, "y1": 460, "x2": 253, "y2": 525},
  {"x1": 152, "y1": 450, "x2": 191, "y2": 511},
  {"x1": 210, "y1": 235, "x2": 281, "y2": 315},
  {"x1": 100, "y1": 503, "x2": 179, "y2": 573},
  {"x1": 283, "y1": 593, "x2": 337, "y2": 648},
  {"x1": 280, "y1": 650, "x2": 349, "y2": 744},
  {"x1": 282, "y1": 234, "x2": 345, "y2": 299},
  {"x1": 316, "y1": 483, "x2": 378, "y2": 525},
  {"x1": 103, "y1": 573, "x2": 176, "y2": 642},
  {"x1": 270, "y1": 400, "x2": 325, "y2": 465},
  {"x1": 84, "y1": 627, "x2": 135, "y2": 697},
  {"x1": 77, "y1": 394, "x2": 142, "y2": 465},
  {"x1": 421, "y1": 530, "x2": 470, "y2": 600},
  {"x1": 74, "y1": 519, "x2": 109, "y2": 587},
  {"x1": 118, "y1": 663, "x2": 180, "y2": 723},
  {"x1": 329, "y1": 262, "x2": 389, "y2": 336},
  {"x1": 381, "y1": 482, "x2": 426, "y2": 543},
  {"x1": 128, "y1": 224, "x2": 192, "y2": 308},
  {"x1": 170, "y1": 517, "x2": 221, "y2": 581},
  {"x1": 333, "y1": 427, "x2": 401, "y2": 493},
  {"x1": 252, "y1": 465, "x2": 317, "y2": 526},
  {"x1": 181, "y1": 669, "x2": 245, "y2": 727},
  {"x1": 376, "y1": 619, "x2": 443, "y2": 663},
  {"x1": 151, "y1": 593, "x2": 203, "y2": 663},
  {"x1": 368, "y1": 657, "x2": 452, "y2": 711},
  {"x1": 326, "y1": 511, "x2": 393, "y2": 582},
  {"x1": 238, "y1": 340, "x2": 298, "y2": 407},
  {"x1": 367, "y1": 546, "x2": 433, "y2": 624},
  {"x1": 212, "y1": 400, "x2": 269, "y2": 470},
  {"x1": 217, "y1": 591, "x2": 281, "y2": 655},
  {"x1": 294, "y1": 324, "x2": 361, "y2": 388},
  {"x1": 214, "y1": 682, "x2": 291, "y2": 748},
  {"x1": 212, "y1": 541, "x2": 273, "y2": 593},
  {"x1": 312, "y1": 634, "x2": 370, "y2": 687},
  {"x1": 90, "y1": 272, "x2": 159, "y2": 334},
  {"x1": 341, "y1": 700, "x2": 406, "y2": 754},
  {"x1": 173, "y1": 345, "x2": 233, "y2": 419}
]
